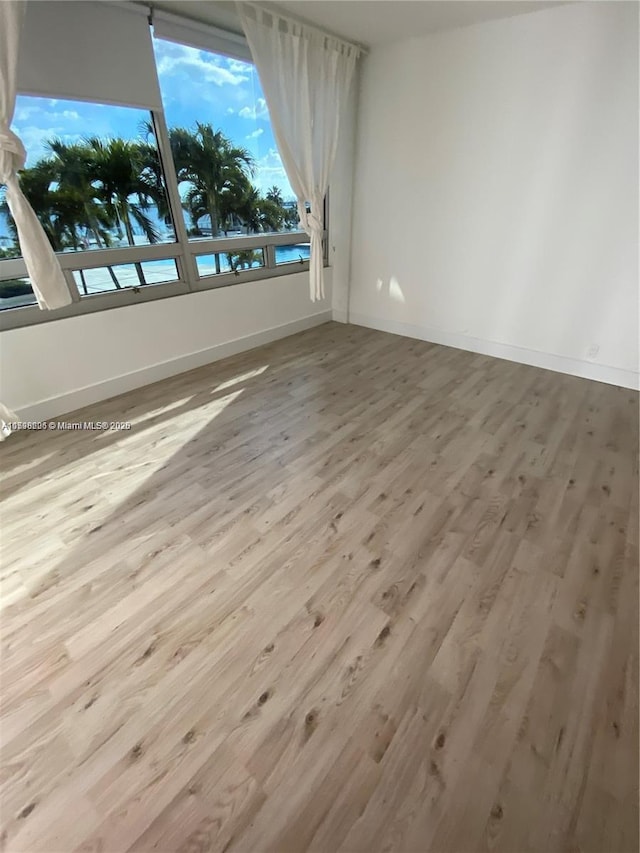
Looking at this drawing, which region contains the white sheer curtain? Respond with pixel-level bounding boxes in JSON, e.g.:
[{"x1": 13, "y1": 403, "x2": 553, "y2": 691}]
[
  {"x1": 0, "y1": 403, "x2": 18, "y2": 441},
  {"x1": 0, "y1": 0, "x2": 71, "y2": 311},
  {"x1": 237, "y1": 2, "x2": 360, "y2": 301}
]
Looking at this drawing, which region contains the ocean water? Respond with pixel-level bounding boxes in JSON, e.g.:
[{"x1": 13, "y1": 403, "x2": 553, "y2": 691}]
[{"x1": 0, "y1": 206, "x2": 306, "y2": 254}]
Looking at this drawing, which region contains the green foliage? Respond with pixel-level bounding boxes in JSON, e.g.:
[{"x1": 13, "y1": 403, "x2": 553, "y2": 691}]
[
  {"x1": 227, "y1": 249, "x2": 262, "y2": 272},
  {"x1": 86, "y1": 136, "x2": 161, "y2": 246},
  {"x1": 0, "y1": 278, "x2": 33, "y2": 298},
  {"x1": 0, "y1": 246, "x2": 20, "y2": 260},
  {"x1": 266, "y1": 185, "x2": 283, "y2": 206},
  {"x1": 168, "y1": 123, "x2": 255, "y2": 238},
  {"x1": 3, "y1": 122, "x2": 298, "y2": 262}
]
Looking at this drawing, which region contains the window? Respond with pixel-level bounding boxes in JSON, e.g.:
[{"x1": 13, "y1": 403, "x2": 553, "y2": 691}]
[
  {"x1": 275, "y1": 243, "x2": 311, "y2": 265},
  {"x1": 1, "y1": 97, "x2": 176, "y2": 259},
  {"x1": 195, "y1": 249, "x2": 266, "y2": 278},
  {"x1": 72, "y1": 259, "x2": 180, "y2": 295},
  {"x1": 0, "y1": 277, "x2": 35, "y2": 311},
  {"x1": 0, "y1": 97, "x2": 183, "y2": 313},
  {"x1": 153, "y1": 39, "x2": 301, "y2": 242},
  {"x1": 0, "y1": 3, "x2": 324, "y2": 329}
]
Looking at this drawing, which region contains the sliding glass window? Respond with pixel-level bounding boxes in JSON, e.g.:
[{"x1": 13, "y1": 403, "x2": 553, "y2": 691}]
[
  {"x1": 0, "y1": 1, "x2": 323, "y2": 329},
  {"x1": 153, "y1": 39, "x2": 301, "y2": 245},
  {"x1": 151, "y1": 32, "x2": 317, "y2": 285},
  {"x1": 0, "y1": 97, "x2": 178, "y2": 308}
]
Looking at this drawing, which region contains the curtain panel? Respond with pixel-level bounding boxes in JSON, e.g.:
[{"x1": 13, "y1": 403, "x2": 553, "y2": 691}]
[
  {"x1": 237, "y1": 2, "x2": 361, "y2": 301},
  {"x1": 0, "y1": 403, "x2": 18, "y2": 441},
  {"x1": 0, "y1": 0, "x2": 71, "y2": 310}
]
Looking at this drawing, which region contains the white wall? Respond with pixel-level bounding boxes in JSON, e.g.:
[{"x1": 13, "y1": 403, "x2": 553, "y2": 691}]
[
  {"x1": 349, "y1": 2, "x2": 639, "y2": 389},
  {"x1": 0, "y1": 270, "x2": 331, "y2": 420},
  {"x1": 329, "y1": 65, "x2": 359, "y2": 324}
]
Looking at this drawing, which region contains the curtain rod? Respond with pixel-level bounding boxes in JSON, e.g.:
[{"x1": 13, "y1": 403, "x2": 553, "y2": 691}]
[
  {"x1": 130, "y1": 1, "x2": 368, "y2": 57},
  {"x1": 241, "y1": 1, "x2": 368, "y2": 56}
]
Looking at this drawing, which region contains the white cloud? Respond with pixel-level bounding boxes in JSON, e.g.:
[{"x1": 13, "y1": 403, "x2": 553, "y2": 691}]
[
  {"x1": 156, "y1": 45, "x2": 249, "y2": 87},
  {"x1": 14, "y1": 104, "x2": 39, "y2": 123},
  {"x1": 239, "y1": 98, "x2": 269, "y2": 120},
  {"x1": 253, "y1": 147, "x2": 293, "y2": 196},
  {"x1": 228, "y1": 58, "x2": 252, "y2": 73},
  {"x1": 246, "y1": 128, "x2": 264, "y2": 140},
  {"x1": 14, "y1": 106, "x2": 79, "y2": 141},
  {"x1": 257, "y1": 147, "x2": 284, "y2": 171},
  {"x1": 19, "y1": 124, "x2": 83, "y2": 165},
  {"x1": 226, "y1": 107, "x2": 235, "y2": 115}
]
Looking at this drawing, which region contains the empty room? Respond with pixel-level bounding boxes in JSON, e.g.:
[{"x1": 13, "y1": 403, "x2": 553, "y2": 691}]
[{"x1": 0, "y1": 0, "x2": 638, "y2": 851}]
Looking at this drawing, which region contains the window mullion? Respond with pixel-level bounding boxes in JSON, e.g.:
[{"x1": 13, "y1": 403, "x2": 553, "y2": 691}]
[
  {"x1": 64, "y1": 269, "x2": 81, "y2": 303},
  {"x1": 265, "y1": 244, "x2": 276, "y2": 269},
  {"x1": 151, "y1": 109, "x2": 198, "y2": 290}
]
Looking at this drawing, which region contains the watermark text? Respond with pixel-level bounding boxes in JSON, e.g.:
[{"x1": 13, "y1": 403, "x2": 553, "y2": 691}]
[{"x1": 9, "y1": 421, "x2": 132, "y2": 432}]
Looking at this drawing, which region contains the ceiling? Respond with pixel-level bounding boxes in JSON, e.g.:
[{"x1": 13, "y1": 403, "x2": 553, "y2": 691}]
[
  {"x1": 268, "y1": 1, "x2": 566, "y2": 47},
  {"x1": 150, "y1": 1, "x2": 568, "y2": 49}
]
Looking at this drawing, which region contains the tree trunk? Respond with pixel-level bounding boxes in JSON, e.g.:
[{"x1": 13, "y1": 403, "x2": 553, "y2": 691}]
[
  {"x1": 208, "y1": 194, "x2": 221, "y2": 274},
  {"x1": 86, "y1": 210, "x2": 122, "y2": 289},
  {"x1": 123, "y1": 209, "x2": 145, "y2": 287}
]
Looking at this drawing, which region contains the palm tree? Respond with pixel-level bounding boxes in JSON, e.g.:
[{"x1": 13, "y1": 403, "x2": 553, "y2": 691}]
[
  {"x1": 45, "y1": 140, "x2": 122, "y2": 289},
  {"x1": 230, "y1": 179, "x2": 257, "y2": 235},
  {"x1": 226, "y1": 249, "x2": 262, "y2": 273},
  {"x1": 1, "y1": 161, "x2": 59, "y2": 252},
  {"x1": 87, "y1": 137, "x2": 162, "y2": 286},
  {"x1": 46, "y1": 140, "x2": 113, "y2": 250},
  {"x1": 138, "y1": 120, "x2": 172, "y2": 231},
  {"x1": 1, "y1": 154, "x2": 119, "y2": 292},
  {"x1": 168, "y1": 123, "x2": 254, "y2": 274},
  {"x1": 169, "y1": 123, "x2": 254, "y2": 241},
  {"x1": 233, "y1": 182, "x2": 284, "y2": 235},
  {"x1": 266, "y1": 187, "x2": 299, "y2": 231},
  {"x1": 87, "y1": 138, "x2": 160, "y2": 246},
  {"x1": 4, "y1": 124, "x2": 267, "y2": 291},
  {"x1": 265, "y1": 185, "x2": 284, "y2": 207},
  {"x1": 257, "y1": 198, "x2": 285, "y2": 232}
]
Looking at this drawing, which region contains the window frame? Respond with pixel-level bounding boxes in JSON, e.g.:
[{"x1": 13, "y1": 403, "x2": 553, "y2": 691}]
[{"x1": 0, "y1": 26, "x2": 327, "y2": 331}]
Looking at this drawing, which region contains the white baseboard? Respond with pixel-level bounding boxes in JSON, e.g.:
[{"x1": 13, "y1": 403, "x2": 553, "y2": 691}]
[
  {"x1": 17, "y1": 311, "x2": 332, "y2": 421},
  {"x1": 349, "y1": 312, "x2": 640, "y2": 391}
]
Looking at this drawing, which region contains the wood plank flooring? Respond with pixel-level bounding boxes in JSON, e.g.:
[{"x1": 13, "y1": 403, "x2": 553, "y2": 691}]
[{"x1": 1, "y1": 322, "x2": 638, "y2": 853}]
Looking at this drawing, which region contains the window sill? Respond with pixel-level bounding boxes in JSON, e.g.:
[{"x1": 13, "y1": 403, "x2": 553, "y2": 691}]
[{"x1": 0, "y1": 260, "x2": 325, "y2": 332}]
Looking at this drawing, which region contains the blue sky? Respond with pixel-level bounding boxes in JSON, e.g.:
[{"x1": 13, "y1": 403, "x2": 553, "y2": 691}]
[{"x1": 10, "y1": 36, "x2": 294, "y2": 200}]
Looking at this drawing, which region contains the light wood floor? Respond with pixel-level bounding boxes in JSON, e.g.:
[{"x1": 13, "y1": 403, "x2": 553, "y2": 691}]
[{"x1": 1, "y1": 322, "x2": 638, "y2": 853}]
